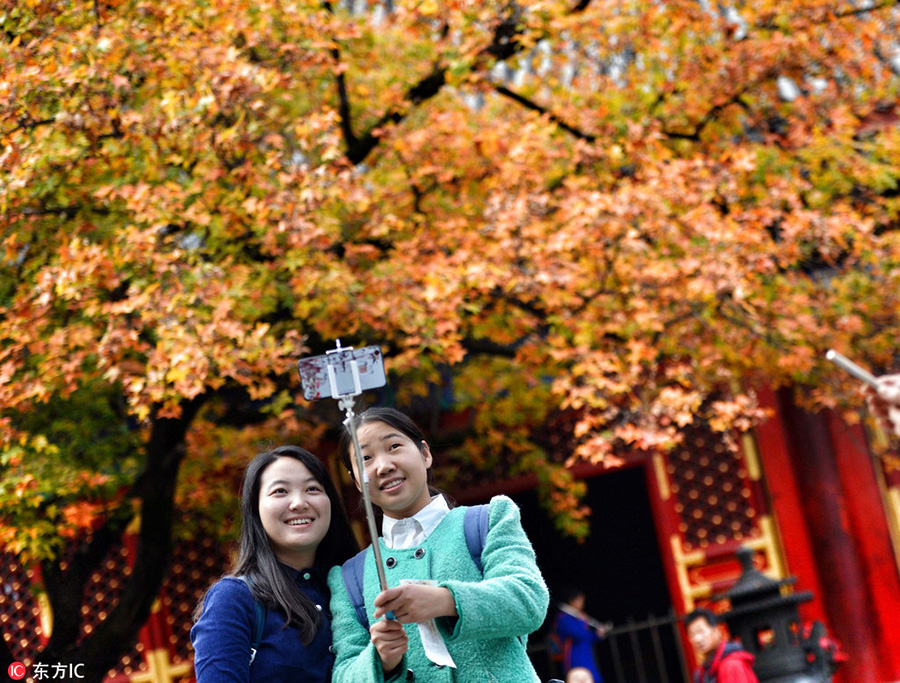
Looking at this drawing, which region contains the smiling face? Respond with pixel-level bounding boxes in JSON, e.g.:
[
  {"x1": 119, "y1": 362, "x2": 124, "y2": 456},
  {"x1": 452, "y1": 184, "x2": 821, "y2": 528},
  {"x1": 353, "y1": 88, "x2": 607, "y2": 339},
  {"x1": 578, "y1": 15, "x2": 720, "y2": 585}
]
[
  {"x1": 351, "y1": 419, "x2": 433, "y2": 519},
  {"x1": 258, "y1": 456, "x2": 332, "y2": 570}
]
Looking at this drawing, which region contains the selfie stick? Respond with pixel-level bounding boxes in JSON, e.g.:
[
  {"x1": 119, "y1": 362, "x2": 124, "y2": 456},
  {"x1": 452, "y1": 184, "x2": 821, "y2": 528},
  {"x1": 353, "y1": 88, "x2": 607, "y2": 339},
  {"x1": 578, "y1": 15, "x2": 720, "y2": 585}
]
[
  {"x1": 558, "y1": 603, "x2": 613, "y2": 634},
  {"x1": 324, "y1": 344, "x2": 394, "y2": 606},
  {"x1": 826, "y1": 349, "x2": 879, "y2": 388}
]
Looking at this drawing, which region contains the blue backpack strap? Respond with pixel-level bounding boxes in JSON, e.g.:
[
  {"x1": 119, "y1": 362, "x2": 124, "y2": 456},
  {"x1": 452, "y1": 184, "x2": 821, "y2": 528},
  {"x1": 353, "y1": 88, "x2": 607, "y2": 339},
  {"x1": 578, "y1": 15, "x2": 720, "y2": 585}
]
[
  {"x1": 341, "y1": 548, "x2": 371, "y2": 631},
  {"x1": 241, "y1": 576, "x2": 266, "y2": 665},
  {"x1": 463, "y1": 503, "x2": 491, "y2": 574}
]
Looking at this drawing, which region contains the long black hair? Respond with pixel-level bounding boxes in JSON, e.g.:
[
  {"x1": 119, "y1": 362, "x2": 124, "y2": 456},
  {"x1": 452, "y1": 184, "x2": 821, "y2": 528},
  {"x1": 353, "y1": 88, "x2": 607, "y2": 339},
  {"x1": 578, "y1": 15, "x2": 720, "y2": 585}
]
[
  {"x1": 338, "y1": 407, "x2": 452, "y2": 510},
  {"x1": 208, "y1": 445, "x2": 358, "y2": 644}
]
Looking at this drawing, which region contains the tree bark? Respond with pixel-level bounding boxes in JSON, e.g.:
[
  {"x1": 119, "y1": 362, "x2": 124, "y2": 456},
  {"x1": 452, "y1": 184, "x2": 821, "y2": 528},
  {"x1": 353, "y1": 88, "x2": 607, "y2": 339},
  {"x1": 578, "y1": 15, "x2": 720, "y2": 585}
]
[{"x1": 40, "y1": 396, "x2": 205, "y2": 683}]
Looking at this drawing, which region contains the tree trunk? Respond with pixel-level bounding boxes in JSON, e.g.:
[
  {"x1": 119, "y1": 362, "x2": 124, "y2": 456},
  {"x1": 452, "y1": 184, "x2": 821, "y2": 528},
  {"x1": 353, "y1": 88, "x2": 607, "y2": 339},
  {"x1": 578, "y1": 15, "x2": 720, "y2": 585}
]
[{"x1": 40, "y1": 396, "x2": 205, "y2": 683}]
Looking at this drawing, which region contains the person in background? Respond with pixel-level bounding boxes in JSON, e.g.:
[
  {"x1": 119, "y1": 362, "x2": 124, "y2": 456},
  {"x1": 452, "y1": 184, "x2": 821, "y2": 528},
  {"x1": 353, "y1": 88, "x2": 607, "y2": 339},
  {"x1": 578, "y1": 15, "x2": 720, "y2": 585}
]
[
  {"x1": 685, "y1": 608, "x2": 758, "y2": 683},
  {"x1": 551, "y1": 587, "x2": 611, "y2": 683},
  {"x1": 191, "y1": 445, "x2": 358, "y2": 682},
  {"x1": 328, "y1": 406, "x2": 549, "y2": 682},
  {"x1": 566, "y1": 667, "x2": 595, "y2": 683}
]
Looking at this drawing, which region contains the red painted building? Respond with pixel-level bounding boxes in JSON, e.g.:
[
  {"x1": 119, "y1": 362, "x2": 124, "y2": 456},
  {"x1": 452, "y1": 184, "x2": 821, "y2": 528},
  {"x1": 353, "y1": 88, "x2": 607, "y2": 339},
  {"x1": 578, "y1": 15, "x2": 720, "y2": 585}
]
[{"x1": 452, "y1": 383, "x2": 900, "y2": 682}]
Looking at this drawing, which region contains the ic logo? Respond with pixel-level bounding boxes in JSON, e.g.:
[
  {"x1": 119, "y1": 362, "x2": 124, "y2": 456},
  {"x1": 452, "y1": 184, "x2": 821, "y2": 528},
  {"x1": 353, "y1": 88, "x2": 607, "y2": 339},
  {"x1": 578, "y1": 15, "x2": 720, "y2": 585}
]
[{"x1": 8, "y1": 662, "x2": 26, "y2": 680}]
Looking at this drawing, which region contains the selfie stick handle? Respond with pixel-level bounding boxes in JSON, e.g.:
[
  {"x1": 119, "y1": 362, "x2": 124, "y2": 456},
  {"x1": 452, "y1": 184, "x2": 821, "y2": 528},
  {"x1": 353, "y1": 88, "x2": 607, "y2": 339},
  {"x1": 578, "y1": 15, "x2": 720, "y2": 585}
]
[
  {"x1": 329, "y1": 362, "x2": 394, "y2": 605},
  {"x1": 558, "y1": 603, "x2": 612, "y2": 633}
]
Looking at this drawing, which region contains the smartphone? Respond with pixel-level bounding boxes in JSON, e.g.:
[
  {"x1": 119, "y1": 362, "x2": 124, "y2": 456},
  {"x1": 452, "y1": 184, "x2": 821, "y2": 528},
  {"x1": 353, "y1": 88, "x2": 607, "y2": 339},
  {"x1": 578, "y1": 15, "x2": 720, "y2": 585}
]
[
  {"x1": 825, "y1": 349, "x2": 879, "y2": 388},
  {"x1": 297, "y1": 345, "x2": 386, "y2": 400}
]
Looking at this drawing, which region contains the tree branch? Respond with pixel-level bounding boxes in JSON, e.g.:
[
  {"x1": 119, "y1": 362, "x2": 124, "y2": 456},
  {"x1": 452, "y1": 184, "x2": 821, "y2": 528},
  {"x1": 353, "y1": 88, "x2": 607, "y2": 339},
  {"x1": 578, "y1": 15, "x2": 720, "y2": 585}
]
[
  {"x1": 334, "y1": 0, "x2": 594, "y2": 166},
  {"x1": 93, "y1": 0, "x2": 102, "y2": 30},
  {"x1": 835, "y1": 0, "x2": 900, "y2": 18},
  {"x1": 322, "y1": 1, "x2": 360, "y2": 157},
  {"x1": 330, "y1": 48, "x2": 358, "y2": 151},
  {"x1": 15, "y1": 204, "x2": 83, "y2": 219},
  {"x1": 662, "y1": 91, "x2": 751, "y2": 141},
  {"x1": 1, "y1": 117, "x2": 56, "y2": 137},
  {"x1": 461, "y1": 337, "x2": 521, "y2": 358},
  {"x1": 492, "y1": 83, "x2": 597, "y2": 142},
  {"x1": 347, "y1": 65, "x2": 448, "y2": 164}
]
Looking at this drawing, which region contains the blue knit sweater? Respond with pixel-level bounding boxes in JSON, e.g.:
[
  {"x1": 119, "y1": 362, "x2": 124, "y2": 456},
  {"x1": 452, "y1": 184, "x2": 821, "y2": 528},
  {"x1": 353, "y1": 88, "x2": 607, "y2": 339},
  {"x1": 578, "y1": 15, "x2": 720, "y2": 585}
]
[{"x1": 327, "y1": 495, "x2": 549, "y2": 682}]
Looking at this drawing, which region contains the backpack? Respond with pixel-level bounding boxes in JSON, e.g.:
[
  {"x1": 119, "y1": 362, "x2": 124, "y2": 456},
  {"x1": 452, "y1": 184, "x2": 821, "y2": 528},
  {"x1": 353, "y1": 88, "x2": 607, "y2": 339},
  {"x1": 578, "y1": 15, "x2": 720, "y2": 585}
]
[
  {"x1": 241, "y1": 576, "x2": 267, "y2": 665},
  {"x1": 546, "y1": 610, "x2": 574, "y2": 667},
  {"x1": 546, "y1": 628, "x2": 566, "y2": 664},
  {"x1": 340, "y1": 503, "x2": 490, "y2": 630}
]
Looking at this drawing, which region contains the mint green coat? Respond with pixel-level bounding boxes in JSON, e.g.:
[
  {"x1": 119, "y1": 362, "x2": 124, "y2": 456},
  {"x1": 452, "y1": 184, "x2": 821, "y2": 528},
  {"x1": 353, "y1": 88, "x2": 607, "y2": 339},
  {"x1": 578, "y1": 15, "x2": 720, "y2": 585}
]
[{"x1": 327, "y1": 495, "x2": 549, "y2": 682}]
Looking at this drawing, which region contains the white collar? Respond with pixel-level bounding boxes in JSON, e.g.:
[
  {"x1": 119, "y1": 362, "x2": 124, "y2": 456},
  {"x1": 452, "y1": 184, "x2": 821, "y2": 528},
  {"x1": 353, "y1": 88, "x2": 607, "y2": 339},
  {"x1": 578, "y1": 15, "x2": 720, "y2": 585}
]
[{"x1": 382, "y1": 494, "x2": 451, "y2": 549}]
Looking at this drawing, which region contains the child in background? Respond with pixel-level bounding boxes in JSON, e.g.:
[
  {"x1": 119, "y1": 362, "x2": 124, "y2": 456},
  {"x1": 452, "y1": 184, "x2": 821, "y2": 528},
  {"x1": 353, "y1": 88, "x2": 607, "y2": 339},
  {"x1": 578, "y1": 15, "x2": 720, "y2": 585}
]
[
  {"x1": 566, "y1": 668, "x2": 596, "y2": 683},
  {"x1": 328, "y1": 407, "x2": 549, "y2": 682}
]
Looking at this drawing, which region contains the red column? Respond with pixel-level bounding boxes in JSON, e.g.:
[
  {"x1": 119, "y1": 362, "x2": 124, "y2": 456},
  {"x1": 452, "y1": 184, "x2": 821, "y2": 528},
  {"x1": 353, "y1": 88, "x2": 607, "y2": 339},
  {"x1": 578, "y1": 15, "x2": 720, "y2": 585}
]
[
  {"x1": 753, "y1": 385, "x2": 827, "y2": 624},
  {"x1": 771, "y1": 388, "x2": 886, "y2": 683},
  {"x1": 824, "y1": 412, "x2": 900, "y2": 680}
]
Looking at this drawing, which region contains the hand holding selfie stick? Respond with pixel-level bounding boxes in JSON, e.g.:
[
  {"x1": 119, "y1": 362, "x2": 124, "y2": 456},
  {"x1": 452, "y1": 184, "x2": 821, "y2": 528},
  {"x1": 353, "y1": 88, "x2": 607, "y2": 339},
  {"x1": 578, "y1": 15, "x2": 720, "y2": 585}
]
[
  {"x1": 827, "y1": 349, "x2": 900, "y2": 438},
  {"x1": 297, "y1": 342, "x2": 394, "y2": 617},
  {"x1": 825, "y1": 349, "x2": 878, "y2": 387}
]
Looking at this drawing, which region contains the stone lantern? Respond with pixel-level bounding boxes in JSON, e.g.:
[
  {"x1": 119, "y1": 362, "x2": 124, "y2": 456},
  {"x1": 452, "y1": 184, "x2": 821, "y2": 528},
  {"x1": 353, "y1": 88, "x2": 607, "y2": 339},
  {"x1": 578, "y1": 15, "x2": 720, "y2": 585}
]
[{"x1": 718, "y1": 546, "x2": 842, "y2": 683}]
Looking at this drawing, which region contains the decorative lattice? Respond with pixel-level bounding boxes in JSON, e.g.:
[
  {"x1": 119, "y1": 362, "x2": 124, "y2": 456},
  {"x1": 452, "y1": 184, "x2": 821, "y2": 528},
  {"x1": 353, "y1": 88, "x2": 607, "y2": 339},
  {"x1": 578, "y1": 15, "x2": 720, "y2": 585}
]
[
  {"x1": 74, "y1": 540, "x2": 130, "y2": 644},
  {"x1": 62, "y1": 536, "x2": 146, "y2": 679},
  {"x1": 105, "y1": 637, "x2": 145, "y2": 680},
  {"x1": 0, "y1": 553, "x2": 43, "y2": 667},
  {"x1": 668, "y1": 425, "x2": 759, "y2": 551},
  {"x1": 162, "y1": 535, "x2": 230, "y2": 664},
  {"x1": 1, "y1": 529, "x2": 235, "y2": 680}
]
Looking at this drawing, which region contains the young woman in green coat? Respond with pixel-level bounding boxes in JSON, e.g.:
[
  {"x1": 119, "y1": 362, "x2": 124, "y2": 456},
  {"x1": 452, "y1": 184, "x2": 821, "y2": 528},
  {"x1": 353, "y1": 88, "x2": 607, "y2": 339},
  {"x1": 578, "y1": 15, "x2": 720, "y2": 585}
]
[{"x1": 328, "y1": 407, "x2": 549, "y2": 683}]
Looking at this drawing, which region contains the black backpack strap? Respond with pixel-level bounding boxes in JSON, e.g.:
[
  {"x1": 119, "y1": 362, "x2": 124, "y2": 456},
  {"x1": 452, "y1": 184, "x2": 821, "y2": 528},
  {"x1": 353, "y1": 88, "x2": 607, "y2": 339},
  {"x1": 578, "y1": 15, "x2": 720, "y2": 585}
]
[
  {"x1": 341, "y1": 548, "x2": 371, "y2": 631},
  {"x1": 241, "y1": 576, "x2": 266, "y2": 665}
]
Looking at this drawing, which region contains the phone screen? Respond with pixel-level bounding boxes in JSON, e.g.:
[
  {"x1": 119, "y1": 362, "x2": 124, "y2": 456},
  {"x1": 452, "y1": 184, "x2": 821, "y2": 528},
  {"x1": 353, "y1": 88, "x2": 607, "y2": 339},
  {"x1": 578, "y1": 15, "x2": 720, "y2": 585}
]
[{"x1": 297, "y1": 346, "x2": 386, "y2": 400}]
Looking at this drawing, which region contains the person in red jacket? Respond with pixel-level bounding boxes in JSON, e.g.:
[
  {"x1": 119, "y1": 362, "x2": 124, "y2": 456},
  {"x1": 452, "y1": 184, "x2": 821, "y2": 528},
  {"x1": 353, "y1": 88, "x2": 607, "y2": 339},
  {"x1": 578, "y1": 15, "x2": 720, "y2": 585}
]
[{"x1": 685, "y1": 608, "x2": 758, "y2": 683}]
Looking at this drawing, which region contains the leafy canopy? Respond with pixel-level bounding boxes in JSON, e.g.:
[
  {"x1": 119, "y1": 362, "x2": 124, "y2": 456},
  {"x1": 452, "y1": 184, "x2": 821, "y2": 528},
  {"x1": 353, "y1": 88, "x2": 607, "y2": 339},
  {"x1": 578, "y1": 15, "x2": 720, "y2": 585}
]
[{"x1": 3, "y1": 0, "x2": 900, "y2": 556}]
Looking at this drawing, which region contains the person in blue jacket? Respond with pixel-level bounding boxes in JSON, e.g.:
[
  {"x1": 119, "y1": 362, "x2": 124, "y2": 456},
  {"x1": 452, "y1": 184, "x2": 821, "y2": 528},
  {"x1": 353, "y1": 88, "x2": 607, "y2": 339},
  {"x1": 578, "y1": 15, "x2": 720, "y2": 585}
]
[
  {"x1": 551, "y1": 588, "x2": 611, "y2": 683},
  {"x1": 191, "y1": 445, "x2": 358, "y2": 682},
  {"x1": 328, "y1": 406, "x2": 550, "y2": 683}
]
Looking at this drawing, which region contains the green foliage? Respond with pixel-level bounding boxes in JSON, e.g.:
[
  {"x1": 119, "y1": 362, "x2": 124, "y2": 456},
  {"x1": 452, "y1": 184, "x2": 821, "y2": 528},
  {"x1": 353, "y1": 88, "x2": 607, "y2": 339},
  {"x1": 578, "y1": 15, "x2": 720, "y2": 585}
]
[{"x1": 0, "y1": 381, "x2": 141, "y2": 561}]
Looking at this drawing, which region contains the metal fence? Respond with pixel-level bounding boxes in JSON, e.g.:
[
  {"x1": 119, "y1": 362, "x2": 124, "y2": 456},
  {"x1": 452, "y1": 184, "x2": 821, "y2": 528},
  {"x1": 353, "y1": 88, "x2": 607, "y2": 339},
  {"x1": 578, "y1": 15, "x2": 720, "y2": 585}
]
[
  {"x1": 600, "y1": 610, "x2": 690, "y2": 683},
  {"x1": 533, "y1": 609, "x2": 691, "y2": 683}
]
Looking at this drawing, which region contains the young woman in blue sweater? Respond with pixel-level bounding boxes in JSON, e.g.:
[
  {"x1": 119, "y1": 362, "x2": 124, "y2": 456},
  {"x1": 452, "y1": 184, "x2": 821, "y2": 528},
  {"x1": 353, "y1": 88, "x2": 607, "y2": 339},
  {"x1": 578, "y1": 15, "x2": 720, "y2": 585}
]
[
  {"x1": 328, "y1": 407, "x2": 549, "y2": 683},
  {"x1": 191, "y1": 445, "x2": 358, "y2": 682}
]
